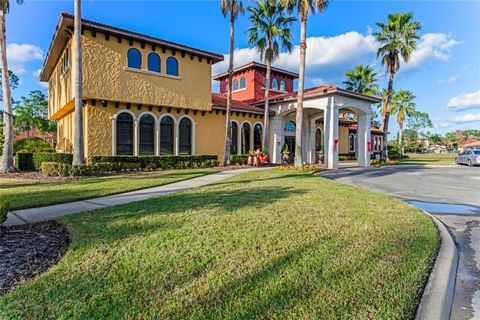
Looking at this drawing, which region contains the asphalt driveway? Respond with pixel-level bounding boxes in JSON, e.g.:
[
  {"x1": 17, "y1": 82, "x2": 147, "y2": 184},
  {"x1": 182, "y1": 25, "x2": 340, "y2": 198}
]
[{"x1": 317, "y1": 165, "x2": 480, "y2": 320}]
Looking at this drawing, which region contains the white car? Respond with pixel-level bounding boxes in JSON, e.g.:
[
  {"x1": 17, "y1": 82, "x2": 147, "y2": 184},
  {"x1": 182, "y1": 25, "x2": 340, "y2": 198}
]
[{"x1": 456, "y1": 149, "x2": 480, "y2": 167}]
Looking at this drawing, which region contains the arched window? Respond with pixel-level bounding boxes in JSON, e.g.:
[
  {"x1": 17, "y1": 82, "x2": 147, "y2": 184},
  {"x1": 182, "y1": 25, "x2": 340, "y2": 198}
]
[
  {"x1": 349, "y1": 133, "x2": 356, "y2": 152},
  {"x1": 179, "y1": 118, "x2": 192, "y2": 155},
  {"x1": 272, "y1": 79, "x2": 278, "y2": 90},
  {"x1": 148, "y1": 53, "x2": 161, "y2": 73},
  {"x1": 233, "y1": 79, "x2": 239, "y2": 91},
  {"x1": 315, "y1": 128, "x2": 323, "y2": 150},
  {"x1": 253, "y1": 123, "x2": 262, "y2": 150},
  {"x1": 160, "y1": 116, "x2": 175, "y2": 155},
  {"x1": 166, "y1": 57, "x2": 178, "y2": 76},
  {"x1": 230, "y1": 121, "x2": 239, "y2": 155},
  {"x1": 127, "y1": 48, "x2": 141, "y2": 69},
  {"x1": 240, "y1": 77, "x2": 246, "y2": 89},
  {"x1": 284, "y1": 120, "x2": 296, "y2": 132},
  {"x1": 241, "y1": 123, "x2": 251, "y2": 154},
  {"x1": 139, "y1": 114, "x2": 155, "y2": 155},
  {"x1": 116, "y1": 113, "x2": 134, "y2": 155},
  {"x1": 280, "y1": 80, "x2": 286, "y2": 91}
]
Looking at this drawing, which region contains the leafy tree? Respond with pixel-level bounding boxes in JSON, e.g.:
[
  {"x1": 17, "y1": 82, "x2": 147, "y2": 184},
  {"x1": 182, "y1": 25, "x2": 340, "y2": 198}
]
[
  {"x1": 406, "y1": 111, "x2": 433, "y2": 133},
  {"x1": 0, "y1": 69, "x2": 18, "y2": 101},
  {"x1": 391, "y1": 90, "x2": 416, "y2": 153},
  {"x1": 343, "y1": 64, "x2": 379, "y2": 95},
  {"x1": 246, "y1": 0, "x2": 295, "y2": 154},
  {"x1": 221, "y1": 0, "x2": 244, "y2": 165},
  {"x1": 15, "y1": 90, "x2": 56, "y2": 134},
  {"x1": 280, "y1": 0, "x2": 329, "y2": 168},
  {"x1": 374, "y1": 12, "x2": 421, "y2": 160}
]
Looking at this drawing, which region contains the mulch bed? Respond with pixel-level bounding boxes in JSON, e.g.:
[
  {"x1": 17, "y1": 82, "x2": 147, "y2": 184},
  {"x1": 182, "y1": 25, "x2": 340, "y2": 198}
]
[{"x1": 0, "y1": 221, "x2": 70, "y2": 296}]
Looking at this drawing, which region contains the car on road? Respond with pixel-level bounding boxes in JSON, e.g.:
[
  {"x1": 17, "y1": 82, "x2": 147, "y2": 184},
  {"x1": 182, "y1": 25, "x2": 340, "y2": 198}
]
[{"x1": 455, "y1": 149, "x2": 480, "y2": 167}]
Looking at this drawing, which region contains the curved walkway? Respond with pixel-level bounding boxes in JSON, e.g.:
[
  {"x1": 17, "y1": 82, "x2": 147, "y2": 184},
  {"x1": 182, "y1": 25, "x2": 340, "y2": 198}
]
[{"x1": 4, "y1": 168, "x2": 261, "y2": 226}]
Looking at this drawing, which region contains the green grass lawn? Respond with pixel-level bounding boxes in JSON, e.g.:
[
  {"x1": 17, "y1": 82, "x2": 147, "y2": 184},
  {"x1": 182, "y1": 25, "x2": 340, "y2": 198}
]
[
  {"x1": 400, "y1": 153, "x2": 456, "y2": 166},
  {"x1": 0, "y1": 169, "x2": 216, "y2": 210},
  {"x1": 0, "y1": 170, "x2": 439, "y2": 319}
]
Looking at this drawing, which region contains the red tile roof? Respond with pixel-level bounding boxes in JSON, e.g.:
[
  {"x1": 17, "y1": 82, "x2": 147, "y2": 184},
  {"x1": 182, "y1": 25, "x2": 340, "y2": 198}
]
[
  {"x1": 350, "y1": 124, "x2": 384, "y2": 134},
  {"x1": 15, "y1": 129, "x2": 57, "y2": 143},
  {"x1": 211, "y1": 94, "x2": 266, "y2": 114},
  {"x1": 212, "y1": 61, "x2": 299, "y2": 80}
]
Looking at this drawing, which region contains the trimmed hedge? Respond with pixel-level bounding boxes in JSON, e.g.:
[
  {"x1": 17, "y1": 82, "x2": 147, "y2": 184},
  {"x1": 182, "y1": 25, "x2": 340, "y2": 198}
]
[
  {"x1": 338, "y1": 154, "x2": 357, "y2": 161},
  {"x1": 41, "y1": 162, "x2": 72, "y2": 177},
  {"x1": 89, "y1": 155, "x2": 219, "y2": 169},
  {"x1": 0, "y1": 199, "x2": 9, "y2": 224},
  {"x1": 33, "y1": 153, "x2": 73, "y2": 171},
  {"x1": 230, "y1": 155, "x2": 249, "y2": 165},
  {"x1": 17, "y1": 152, "x2": 35, "y2": 171},
  {"x1": 42, "y1": 161, "x2": 144, "y2": 177}
]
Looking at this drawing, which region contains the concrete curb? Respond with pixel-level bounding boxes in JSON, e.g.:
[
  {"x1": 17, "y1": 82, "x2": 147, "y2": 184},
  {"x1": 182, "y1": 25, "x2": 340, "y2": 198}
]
[{"x1": 415, "y1": 210, "x2": 458, "y2": 320}]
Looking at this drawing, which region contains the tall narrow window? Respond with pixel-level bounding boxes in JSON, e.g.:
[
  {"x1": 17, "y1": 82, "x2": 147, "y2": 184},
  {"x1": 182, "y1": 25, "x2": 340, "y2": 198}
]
[
  {"x1": 127, "y1": 48, "x2": 142, "y2": 69},
  {"x1": 160, "y1": 116, "x2": 174, "y2": 154},
  {"x1": 272, "y1": 79, "x2": 278, "y2": 90},
  {"x1": 241, "y1": 123, "x2": 251, "y2": 154},
  {"x1": 349, "y1": 133, "x2": 356, "y2": 153},
  {"x1": 230, "y1": 121, "x2": 238, "y2": 155},
  {"x1": 116, "y1": 113, "x2": 134, "y2": 155},
  {"x1": 253, "y1": 123, "x2": 262, "y2": 150},
  {"x1": 240, "y1": 77, "x2": 246, "y2": 89},
  {"x1": 139, "y1": 114, "x2": 155, "y2": 155},
  {"x1": 166, "y1": 57, "x2": 178, "y2": 76},
  {"x1": 179, "y1": 118, "x2": 192, "y2": 155},
  {"x1": 233, "y1": 79, "x2": 239, "y2": 91},
  {"x1": 148, "y1": 53, "x2": 161, "y2": 73},
  {"x1": 280, "y1": 80, "x2": 286, "y2": 91}
]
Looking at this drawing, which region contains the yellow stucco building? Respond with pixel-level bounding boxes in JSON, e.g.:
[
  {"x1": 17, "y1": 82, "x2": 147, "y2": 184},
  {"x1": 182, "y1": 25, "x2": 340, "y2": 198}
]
[{"x1": 41, "y1": 13, "x2": 382, "y2": 168}]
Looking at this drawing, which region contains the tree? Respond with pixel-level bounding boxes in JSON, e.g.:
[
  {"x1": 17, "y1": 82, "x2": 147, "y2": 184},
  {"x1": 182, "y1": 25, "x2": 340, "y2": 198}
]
[
  {"x1": 374, "y1": 12, "x2": 421, "y2": 160},
  {"x1": 343, "y1": 64, "x2": 379, "y2": 95},
  {"x1": 246, "y1": 0, "x2": 295, "y2": 155},
  {"x1": 15, "y1": 90, "x2": 56, "y2": 134},
  {"x1": 221, "y1": 0, "x2": 244, "y2": 166},
  {"x1": 391, "y1": 89, "x2": 416, "y2": 154},
  {"x1": 0, "y1": 0, "x2": 24, "y2": 172},
  {"x1": 0, "y1": 69, "x2": 18, "y2": 101},
  {"x1": 280, "y1": 0, "x2": 329, "y2": 168},
  {"x1": 406, "y1": 110, "x2": 432, "y2": 133}
]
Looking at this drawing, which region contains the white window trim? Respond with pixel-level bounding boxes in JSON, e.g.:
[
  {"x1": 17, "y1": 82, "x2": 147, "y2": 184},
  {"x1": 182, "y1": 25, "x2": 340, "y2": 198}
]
[
  {"x1": 124, "y1": 67, "x2": 181, "y2": 80},
  {"x1": 177, "y1": 115, "x2": 196, "y2": 155}
]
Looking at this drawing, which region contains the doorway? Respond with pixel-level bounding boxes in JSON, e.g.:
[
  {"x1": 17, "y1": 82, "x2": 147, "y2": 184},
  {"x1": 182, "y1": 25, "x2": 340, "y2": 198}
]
[{"x1": 284, "y1": 136, "x2": 295, "y2": 164}]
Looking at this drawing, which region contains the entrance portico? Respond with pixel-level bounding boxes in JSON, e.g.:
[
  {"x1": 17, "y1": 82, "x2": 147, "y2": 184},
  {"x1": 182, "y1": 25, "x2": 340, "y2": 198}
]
[{"x1": 266, "y1": 87, "x2": 380, "y2": 169}]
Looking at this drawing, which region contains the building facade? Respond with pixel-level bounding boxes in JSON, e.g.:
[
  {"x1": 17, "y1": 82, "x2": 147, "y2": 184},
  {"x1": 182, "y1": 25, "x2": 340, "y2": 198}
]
[{"x1": 41, "y1": 14, "x2": 383, "y2": 169}]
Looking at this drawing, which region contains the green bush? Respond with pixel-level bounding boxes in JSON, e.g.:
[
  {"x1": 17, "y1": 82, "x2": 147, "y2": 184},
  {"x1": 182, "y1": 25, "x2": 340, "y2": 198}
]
[
  {"x1": 0, "y1": 198, "x2": 9, "y2": 224},
  {"x1": 230, "y1": 155, "x2": 249, "y2": 165},
  {"x1": 14, "y1": 138, "x2": 54, "y2": 155},
  {"x1": 16, "y1": 152, "x2": 35, "y2": 171},
  {"x1": 41, "y1": 162, "x2": 72, "y2": 177},
  {"x1": 338, "y1": 154, "x2": 357, "y2": 161},
  {"x1": 33, "y1": 152, "x2": 73, "y2": 171},
  {"x1": 89, "y1": 155, "x2": 219, "y2": 170}
]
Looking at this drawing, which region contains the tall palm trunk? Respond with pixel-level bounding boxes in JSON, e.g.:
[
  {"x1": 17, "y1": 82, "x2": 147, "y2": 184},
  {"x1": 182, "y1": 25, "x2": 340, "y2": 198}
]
[
  {"x1": 0, "y1": 8, "x2": 14, "y2": 172},
  {"x1": 223, "y1": 16, "x2": 235, "y2": 166},
  {"x1": 398, "y1": 121, "x2": 403, "y2": 155},
  {"x1": 294, "y1": 15, "x2": 306, "y2": 168},
  {"x1": 72, "y1": 0, "x2": 85, "y2": 165},
  {"x1": 382, "y1": 74, "x2": 394, "y2": 160},
  {"x1": 262, "y1": 38, "x2": 272, "y2": 154}
]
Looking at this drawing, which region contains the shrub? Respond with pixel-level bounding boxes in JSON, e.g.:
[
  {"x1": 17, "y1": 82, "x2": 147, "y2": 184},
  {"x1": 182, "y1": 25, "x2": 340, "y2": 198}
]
[
  {"x1": 230, "y1": 155, "x2": 249, "y2": 165},
  {"x1": 89, "y1": 155, "x2": 219, "y2": 170},
  {"x1": 16, "y1": 152, "x2": 35, "y2": 171},
  {"x1": 338, "y1": 154, "x2": 357, "y2": 161},
  {"x1": 0, "y1": 199, "x2": 9, "y2": 225},
  {"x1": 14, "y1": 138, "x2": 54, "y2": 154},
  {"x1": 33, "y1": 153, "x2": 73, "y2": 171},
  {"x1": 41, "y1": 162, "x2": 72, "y2": 177}
]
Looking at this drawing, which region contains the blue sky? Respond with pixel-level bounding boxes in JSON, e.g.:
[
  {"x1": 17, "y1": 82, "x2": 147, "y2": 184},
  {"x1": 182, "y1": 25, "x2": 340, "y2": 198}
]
[{"x1": 5, "y1": 0, "x2": 480, "y2": 136}]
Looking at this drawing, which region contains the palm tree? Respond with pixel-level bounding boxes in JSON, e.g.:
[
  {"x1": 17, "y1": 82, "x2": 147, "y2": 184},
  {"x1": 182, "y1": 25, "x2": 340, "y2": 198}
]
[
  {"x1": 246, "y1": 0, "x2": 295, "y2": 155},
  {"x1": 0, "y1": 0, "x2": 23, "y2": 172},
  {"x1": 72, "y1": 0, "x2": 85, "y2": 165},
  {"x1": 391, "y1": 89, "x2": 416, "y2": 154},
  {"x1": 280, "y1": 0, "x2": 329, "y2": 168},
  {"x1": 221, "y1": 0, "x2": 244, "y2": 166},
  {"x1": 343, "y1": 64, "x2": 379, "y2": 95},
  {"x1": 374, "y1": 12, "x2": 421, "y2": 160}
]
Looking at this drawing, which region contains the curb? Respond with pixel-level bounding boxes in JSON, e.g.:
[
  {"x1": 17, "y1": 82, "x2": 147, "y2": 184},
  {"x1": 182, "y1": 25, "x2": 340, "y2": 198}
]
[{"x1": 415, "y1": 210, "x2": 458, "y2": 320}]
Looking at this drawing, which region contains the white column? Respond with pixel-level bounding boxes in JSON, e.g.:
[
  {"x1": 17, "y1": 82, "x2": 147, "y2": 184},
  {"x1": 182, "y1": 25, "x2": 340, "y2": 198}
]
[
  {"x1": 174, "y1": 122, "x2": 179, "y2": 156},
  {"x1": 309, "y1": 119, "x2": 317, "y2": 164},
  {"x1": 134, "y1": 120, "x2": 139, "y2": 156},
  {"x1": 237, "y1": 125, "x2": 241, "y2": 155},
  {"x1": 324, "y1": 103, "x2": 339, "y2": 169},
  {"x1": 357, "y1": 113, "x2": 371, "y2": 167},
  {"x1": 155, "y1": 121, "x2": 160, "y2": 156},
  {"x1": 111, "y1": 117, "x2": 116, "y2": 155},
  {"x1": 191, "y1": 122, "x2": 196, "y2": 155}
]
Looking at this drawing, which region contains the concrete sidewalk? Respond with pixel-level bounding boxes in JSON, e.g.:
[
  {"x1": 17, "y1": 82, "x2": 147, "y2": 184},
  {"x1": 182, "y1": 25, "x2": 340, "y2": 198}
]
[{"x1": 4, "y1": 168, "x2": 260, "y2": 226}]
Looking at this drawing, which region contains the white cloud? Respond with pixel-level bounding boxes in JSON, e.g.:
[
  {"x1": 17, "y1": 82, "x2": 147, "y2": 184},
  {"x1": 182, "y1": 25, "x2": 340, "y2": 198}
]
[
  {"x1": 213, "y1": 31, "x2": 459, "y2": 87},
  {"x1": 447, "y1": 89, "x2": 480, "y2": 110},
  {"x1": 6, "y1": 43, "x2": 44, "y2": 76},
  {"x1": 33, "y1": 69, "x2": 48, "y2": 88},
  {"x1": 452, "y1": 112, "x2": 480, "y2": 123},
  {"x1": 436, "y1": 74, "x2": 461, "y2": 84}
]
